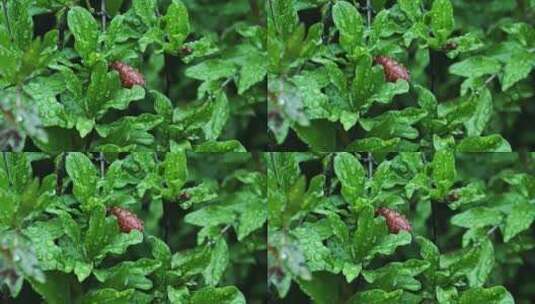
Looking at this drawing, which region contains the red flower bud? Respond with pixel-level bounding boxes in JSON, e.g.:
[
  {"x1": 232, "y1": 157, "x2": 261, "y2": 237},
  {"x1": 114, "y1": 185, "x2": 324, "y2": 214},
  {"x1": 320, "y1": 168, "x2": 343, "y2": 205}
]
[
  {"x1": 110, "y1": 61, "x2": 146, "y2": 88},
  {"x1": 374, "y1": 56, "x2": 410, "y2": 82},
  {"x1": 376, "y1": 207, "x2": 412, "y2": 234},
  {"x1": 109, "y1": 206, "x2": 144, "y2": 233}
]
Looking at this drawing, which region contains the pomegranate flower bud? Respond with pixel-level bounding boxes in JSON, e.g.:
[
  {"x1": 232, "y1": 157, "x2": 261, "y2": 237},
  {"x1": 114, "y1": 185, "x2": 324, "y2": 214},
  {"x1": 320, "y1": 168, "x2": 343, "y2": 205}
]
[
  {"x1": 110, "y1": 61, "x2": 146, "y2": 88},
  {"x1": 109, "y1": 206, "x2": 144, "y2": 233},
  {"x1": 376, "y1": 207, "x2": 412, "y2": 234},
  {"x1": 374, "y1": 56, "x2": 410, "y2": 82}
]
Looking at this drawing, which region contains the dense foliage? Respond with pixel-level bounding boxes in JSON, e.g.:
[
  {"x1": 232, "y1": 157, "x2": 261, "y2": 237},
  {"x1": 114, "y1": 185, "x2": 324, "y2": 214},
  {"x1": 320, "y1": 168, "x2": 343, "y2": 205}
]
[
  {"x1": 0, "y1": 152, "x2": 266, "y2": 303},
  {"x1": 268, "y1": 0, "x2": 535, "y2": 151},
  {"x1": 268, "y1": 152, "x2": 535, "y2": 303},
  {"x1": 0, "y1": 0, "x2": 266, "y2": 152}
]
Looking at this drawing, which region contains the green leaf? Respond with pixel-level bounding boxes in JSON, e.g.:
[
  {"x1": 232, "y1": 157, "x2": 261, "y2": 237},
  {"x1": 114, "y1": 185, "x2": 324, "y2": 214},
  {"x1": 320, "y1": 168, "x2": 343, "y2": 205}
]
[
  {"x1": 347, "y1": 289, "x2": 403, "y2": 304},
  {"x1": 399, "y1": 0, "x2": 422, "y2": 22},
  {"x1": 293, "y1": 120, "x2": 336, "y2": 151},
  {"x1": 501, "y1": 51, "x2": 535, "y2": 91},
  {"x1": 353, "y1": 206, "x2": 384, "y2": 261},
  {"x1": 235, "y1": 193, "x2": 267, "y2": 241},
  {"x1": 464, "y1": 88, "x2": 492, "y2": 137},
  {"x1": 164, "y1": 0, "x2": 191, "y2": 50},
  {"x1": 22, "y1": 219, "x2": 65, "y2": 271},
  {"x1": 178, "y1": 182, "x2": 218, "y2": 205},
  {"x1": 168, "y1": 286, "x2": 189, "y2": 304},
  {"x1": 104, "y1": 86, "x2": 146, "y2": 112},
  {"x1": 94, "y1": 258, "x2": 161, "y2": 290},
  {"x1": 8, "y1": 0, "x2": 33, "y2": 51},
  {"x1": 203, "y1": 238, "x2": 229, "y2": 286},
  {"x1": 459, "y1": 286, "x2": 514, "y2": 304},
  {"x1": 296, "y1": 272, "x2": 343, "y2": 304},
  {"x1": 133, "y1": 0, "x2": 157, "y2": 26},
  {"x1": 436, "y1": 286, "x2": 458, "y2": 303},
  {"x1": 204, "y1": 92, "x2": 230, "y2": 141},
  {"x1": 449, "y1": 56, "x2": 501, "y2": 78},
  {"x1": 270, "y1": 0, "x2": 298, "y2": 41},
  {"x1": 334, "y1": 153, "x2": 366, "y2": 203},
  {"x1": 194, "y1": 141, "x2": 246, "y2": 152},
  {"x1": 2, "y1": 153, "x2": 32, "y2": 193},
  {"x1": 346, "y1": 137, "x2": 400, "y2": 152},
  {"x1": 84, "y1": 205, "x2": 116, "y2": 259},
  {"x1": 447, "y1": 182, "x2": 486, "y2": 210},
  {"x1": 352, "y1": 55, "x2": 379, "y2": 108},
  {"x1": 440, "y1": 239, "x2": 495, "y2": 287},
  {"x1": 28, "y1": 271, "x2": 71, "y2": 304},
  {"x1": 456, "y1": 135, "x2": 512, "y2": 152},
  {"x1": 181, "y1": 37, "x2": 220, "y2": 64},
  {"x1": 97, "y1": 230, "x2": 143, "y2": 261},
  {"x1": 67, "y1": 7, "x2": 99, "y2": 61},
  {"x1": 431, "y1": 150, "x2": 456, "y2": 198},
  {"x1": 0, "y1": 191, "x2": 18, "y2": 228},
  {"x1": 184, "y1": 206, "x2": 235, "y2": 227},
  {"x1": 342, "y1": 263, "x2": 362, "y2": 283},
  {"x1": 80, "y1": 288, "x2": 135, "y2": 304},
  {"x1": 371, "y1": 80, "x2": 410, "y2": 104},
  {"x1": 76, "y1": 117, "x2": 95, "y2": 138},
  {"x1": 362, "y1": 259, "x2": 430, "y2": 291},
  {"x1": 416, "y1": 236, "x2": 440, "y2": 272},
  {"x1": 185, "y1": 59, "x2": 236, "y2": 81},
  {"x1": 87, "y1": 61, "x2": 121, "y2": 117},
  {"x1": 266, "y1": 152, "x2": 301, "y2": 193},
  {"x1": 238, "y1": 51, "x2": 267, "y2": 94},
  {"x1": 361, "y1": 108, "x2": 426, "y2": 140},
  {"x1": 332, "y1": 1, "x2": 364, "y2": 54},
  {"x1": 503, "y1": 202, "x2": 535, "y2": 242},
  {"x1": 451, "y1": 207, "x2": 502, "y2": 228},
  {"x1": 65, "y1": 152, "x2": 98, "y2": 204},
  {"x1": 368, "y1": 231, "x2": 412, "y2": 257},
  {"x1": 430, "y1": 0, "x2": 454, "y2": 42},
  {"x1": 190, "y1": 286, "x2": 245, "y2": 304},
  {"x1": 95, "y1": 114, "x2": 163, "y2": 148},
  {"x1": 164, "y1": 152, "x2": 188, "y2": 196}
]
